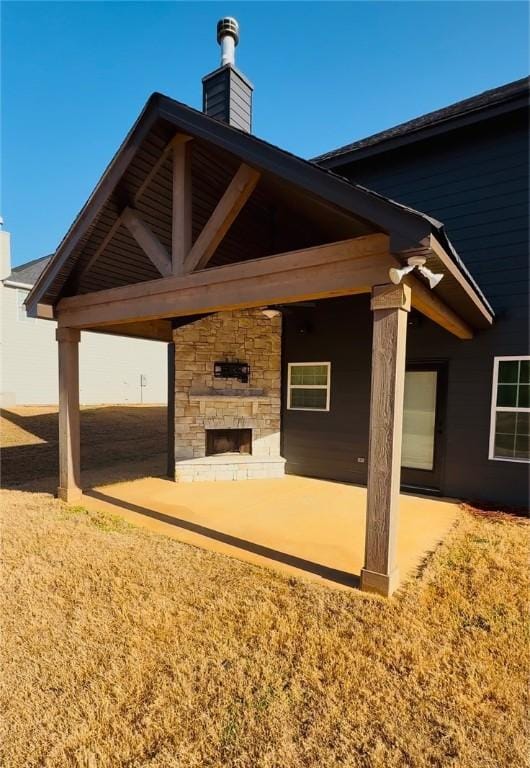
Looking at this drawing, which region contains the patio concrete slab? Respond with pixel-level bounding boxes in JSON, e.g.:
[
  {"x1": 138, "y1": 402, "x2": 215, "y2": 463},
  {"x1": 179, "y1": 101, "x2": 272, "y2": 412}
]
[{"x1": 81, "y1": 475, "x2": 460, "y2": 590}]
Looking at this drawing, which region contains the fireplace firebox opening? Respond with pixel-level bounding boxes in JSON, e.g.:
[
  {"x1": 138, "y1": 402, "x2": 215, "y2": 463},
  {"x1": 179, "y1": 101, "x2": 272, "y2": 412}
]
[{"x1": 206, "y1": 428, "x2": 252, "y2": 456}]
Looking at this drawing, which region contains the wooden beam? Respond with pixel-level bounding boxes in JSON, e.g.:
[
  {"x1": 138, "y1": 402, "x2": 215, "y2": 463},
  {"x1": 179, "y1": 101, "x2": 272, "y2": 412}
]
[
  {"x1": 35, "y1": 303, "x2": 55, "y2": 320},
  {"x1": 60, "y1": 234, "x2": 387, "y2": 311},
  {"x1": 172, "y1": 138, "x2": 192, "y2": 275},
  {"x1": 83, "y1": 319, "x2": 173, "y2": 342},
  {"x1": 361, "y1": 283, "x2": 411, "y2": 597},
  {"x1": 406, "y1": 274, "x2": 473, "y2": 340},
  {"x1": 56, "y1": 327, "x2": 82, "y2": 503},
  {"x1": 121, "y1": 206, "x2": 172, "y2": 277},
  {"x1": 56, "y1": 234, "x2": 391, "y2": 329},
  {"x1": 185, "y1": 163, "x2": 261, "y2": 273}
]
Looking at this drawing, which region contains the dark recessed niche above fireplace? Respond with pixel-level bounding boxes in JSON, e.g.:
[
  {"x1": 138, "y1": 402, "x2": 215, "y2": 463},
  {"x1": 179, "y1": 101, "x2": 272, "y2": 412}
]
[{"x1": 206, "y1": 428, "x2": 252, "y2": 456}]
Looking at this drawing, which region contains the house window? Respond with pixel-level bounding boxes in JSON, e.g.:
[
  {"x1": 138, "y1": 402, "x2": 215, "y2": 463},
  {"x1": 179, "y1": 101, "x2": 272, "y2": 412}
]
[
  {"x1": 16, "y1": 289, "x2": 34, "y2": 323},
  {"x1": 489, "y1": 356, "x2": 530, "y2": 463},
  {"x1": 287, "y1": 362, "x2": 330, "y2": 411}
]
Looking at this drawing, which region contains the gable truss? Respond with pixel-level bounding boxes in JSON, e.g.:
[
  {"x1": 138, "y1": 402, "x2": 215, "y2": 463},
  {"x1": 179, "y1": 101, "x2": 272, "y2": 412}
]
[
  {"x1": 76, "y1": 132, "x2": 262, "y2": 287},
  {"x1": 43, "y1": 128, "x2": 479, "y2": 341}
]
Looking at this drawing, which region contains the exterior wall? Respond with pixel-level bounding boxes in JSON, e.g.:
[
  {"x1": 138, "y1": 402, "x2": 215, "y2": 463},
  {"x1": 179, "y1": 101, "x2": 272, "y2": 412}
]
[
  {"x1": 0, "y1": 284, "x2": 167, "y2": 405},
  {"x1": 342, "y1": 111, "x2": 529, "y2": 321},
  {"x1": 282, "y1": 109, "x2": 529, "y2": 508},
  {"x1": 173, "y1": 308, "x2": 283, "y2": 481},
  {"x1": 282, "y1": 294, "x2": 529, "y2": 507},
  {"x1": 282, "y1": 297, "x2": 372, "y2": 485}
]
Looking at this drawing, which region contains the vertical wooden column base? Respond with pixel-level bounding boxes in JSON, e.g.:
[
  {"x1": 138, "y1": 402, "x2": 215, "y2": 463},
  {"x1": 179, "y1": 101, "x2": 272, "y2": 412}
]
[
  {"x1": 362, "y1": 283, "x2": 411, "y2": 598},
  {"x1": 360, "y1": 567, "x2": 400, "y2": 597},
  {"x1": 56, "y1": 327, "x2": 82, "y2": 503},
  {"x1": 57, "y1": 486, "x2": 83, "y2": 503}
]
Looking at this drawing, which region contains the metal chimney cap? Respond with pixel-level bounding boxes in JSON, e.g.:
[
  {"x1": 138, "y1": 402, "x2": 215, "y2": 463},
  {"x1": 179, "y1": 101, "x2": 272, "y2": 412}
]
[{"x1": 217, "y1": 17, "x2": 239, "y2": 46}]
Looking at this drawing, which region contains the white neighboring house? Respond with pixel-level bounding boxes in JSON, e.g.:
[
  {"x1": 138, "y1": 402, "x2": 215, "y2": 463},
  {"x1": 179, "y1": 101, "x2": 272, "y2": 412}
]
[{"x1": 0, "y1": 227, "x2": 167, "y2": 406}]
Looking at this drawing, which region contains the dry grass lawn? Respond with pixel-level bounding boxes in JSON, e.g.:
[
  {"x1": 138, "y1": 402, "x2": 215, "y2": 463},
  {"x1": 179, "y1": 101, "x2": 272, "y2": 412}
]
[{"x1": 1, "y1": 407, "x2": 528, "y2": 767}]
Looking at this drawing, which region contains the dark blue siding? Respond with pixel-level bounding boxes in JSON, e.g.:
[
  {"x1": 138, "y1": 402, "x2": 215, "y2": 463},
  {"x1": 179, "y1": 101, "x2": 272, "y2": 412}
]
[{"x1": 282, "y1": 109, "x2": 529, "y2": 507}]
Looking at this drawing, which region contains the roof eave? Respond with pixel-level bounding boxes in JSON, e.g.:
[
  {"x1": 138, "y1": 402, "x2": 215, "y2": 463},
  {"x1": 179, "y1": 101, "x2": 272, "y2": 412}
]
[{"x1": 315, "y1": 91, "x2": 529, "y2": 169}]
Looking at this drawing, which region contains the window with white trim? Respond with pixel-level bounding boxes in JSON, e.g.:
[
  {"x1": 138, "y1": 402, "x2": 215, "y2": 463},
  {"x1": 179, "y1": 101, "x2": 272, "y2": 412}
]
[
  {"x1": 287, "y1": 362, "x2": 330, "y2": 411},
  {"x1": 489, "y1": 356, "x2": 530, "y2": 462},
  {"x1": 16, "y1": 289, "x2": 34, "y2": 323}
]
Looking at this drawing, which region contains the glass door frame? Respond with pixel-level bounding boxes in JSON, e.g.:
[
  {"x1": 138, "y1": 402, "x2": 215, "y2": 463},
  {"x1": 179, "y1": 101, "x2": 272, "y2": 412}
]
[{"x1": 400, "y1": 360, "x2": 448, "y2": 495}]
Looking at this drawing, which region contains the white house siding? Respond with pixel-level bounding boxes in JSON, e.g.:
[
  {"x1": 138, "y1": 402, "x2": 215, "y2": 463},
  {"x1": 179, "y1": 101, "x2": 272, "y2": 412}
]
[{"x1": 0, "y1": 285, "x2": 167, "y2": 405}]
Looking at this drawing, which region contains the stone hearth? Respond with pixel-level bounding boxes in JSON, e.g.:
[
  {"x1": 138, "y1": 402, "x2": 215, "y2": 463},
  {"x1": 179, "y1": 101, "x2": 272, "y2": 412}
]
[{"x1": 172, "y1": 308, "x2": 285, "y2": 482}]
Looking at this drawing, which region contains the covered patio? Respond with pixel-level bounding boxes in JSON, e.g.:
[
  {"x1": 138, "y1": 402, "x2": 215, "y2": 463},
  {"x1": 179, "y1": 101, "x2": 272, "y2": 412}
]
[
  {"x1": 26, "y1": 93, "x2": 493, "y2": 596},
  {"x1": 81, "y1": 474, "x2": 459, "y2": 590}
]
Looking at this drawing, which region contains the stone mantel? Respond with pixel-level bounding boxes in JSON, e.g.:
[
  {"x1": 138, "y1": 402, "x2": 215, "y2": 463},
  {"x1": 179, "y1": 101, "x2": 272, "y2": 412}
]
[
  {"x1": 189, "y1": 388, "x2": 269, "y2": 400},
  {"x1": 189, "y1": 389, "x2": 275, "y2": 415}
]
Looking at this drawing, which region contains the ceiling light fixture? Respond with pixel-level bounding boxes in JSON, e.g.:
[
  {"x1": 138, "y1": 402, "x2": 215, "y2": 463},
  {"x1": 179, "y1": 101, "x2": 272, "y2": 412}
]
[{"x1": 261, "y1": 308, "x2": 281, "y2": 319}]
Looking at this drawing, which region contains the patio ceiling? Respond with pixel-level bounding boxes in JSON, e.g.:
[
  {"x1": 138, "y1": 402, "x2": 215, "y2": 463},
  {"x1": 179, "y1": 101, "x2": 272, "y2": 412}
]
[{"x1": 26, "y1": 93, "x2": 493, "y2": 339}]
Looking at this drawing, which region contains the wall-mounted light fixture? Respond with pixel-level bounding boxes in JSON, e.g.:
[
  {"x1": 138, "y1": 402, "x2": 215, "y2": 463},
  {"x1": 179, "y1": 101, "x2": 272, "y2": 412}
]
[
  {"x1": 261, "y1": 308, "x2": 281, "y2": 319},
  {"x1": 389, "y1": 256, "x2": 443, "y2": 290}
]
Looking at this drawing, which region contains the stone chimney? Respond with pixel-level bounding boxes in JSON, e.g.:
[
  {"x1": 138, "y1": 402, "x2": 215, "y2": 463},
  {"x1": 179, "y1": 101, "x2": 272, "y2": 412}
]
[{"x1": 202, "y1": 17, "x2": 253, "y2": 133}]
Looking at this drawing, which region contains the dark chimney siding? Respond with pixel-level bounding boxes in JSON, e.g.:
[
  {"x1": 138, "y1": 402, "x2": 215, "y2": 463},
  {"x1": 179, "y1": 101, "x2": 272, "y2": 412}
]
[
  {"x1": 203, "y1": 71, "x2": 230, "y2": 123},
  {"x1": 202, "y1": 66, "x2": 253, "y2": 133}
]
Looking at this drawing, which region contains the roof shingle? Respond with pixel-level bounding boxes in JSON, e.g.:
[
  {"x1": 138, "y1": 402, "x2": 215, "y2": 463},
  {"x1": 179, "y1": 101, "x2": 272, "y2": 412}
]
[
  {"x1": 314, "y1": 77, "x2": 529, "y2": 165},
  {"x1": 5, "y1": 254, "x2": 53, "y2": 287}
]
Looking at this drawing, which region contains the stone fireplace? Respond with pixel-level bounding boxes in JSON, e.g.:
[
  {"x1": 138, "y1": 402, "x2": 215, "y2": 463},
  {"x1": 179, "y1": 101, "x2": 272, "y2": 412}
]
[{"x1": 172, "y1": 308, "x2": 285, "y2": 481}]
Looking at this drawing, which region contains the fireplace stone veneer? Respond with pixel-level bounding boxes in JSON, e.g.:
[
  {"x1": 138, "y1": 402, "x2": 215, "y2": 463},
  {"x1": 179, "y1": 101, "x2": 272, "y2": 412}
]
[{"x1": 172, "y1": 308, "x2": 285, "y2": 482}]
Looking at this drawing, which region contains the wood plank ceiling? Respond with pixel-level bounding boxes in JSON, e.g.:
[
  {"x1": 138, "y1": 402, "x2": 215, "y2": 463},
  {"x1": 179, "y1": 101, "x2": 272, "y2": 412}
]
[{"x1": 53, "y1": 118, "x2": 374, "y2": 300}]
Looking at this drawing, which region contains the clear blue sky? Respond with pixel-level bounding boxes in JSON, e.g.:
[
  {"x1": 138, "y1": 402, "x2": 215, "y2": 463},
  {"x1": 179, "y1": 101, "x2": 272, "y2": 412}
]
[{"x1": 2, "y1": 1, "x2": 528, "y2": 267}]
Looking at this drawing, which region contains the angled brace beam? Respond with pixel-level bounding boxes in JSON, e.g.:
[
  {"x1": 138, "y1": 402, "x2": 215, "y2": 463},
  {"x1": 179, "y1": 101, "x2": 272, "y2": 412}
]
[
  {"x1": 121, "y1": 206, "x2": 172, "y2": 277},
  {"x1": 184, "y1": 163, "x2": 261, "y2": 273}
]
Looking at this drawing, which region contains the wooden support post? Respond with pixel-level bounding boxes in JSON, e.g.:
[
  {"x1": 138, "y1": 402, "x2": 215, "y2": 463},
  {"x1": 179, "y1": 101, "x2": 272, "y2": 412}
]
[
  {"x1": 361, "y1": 283, "x2": 411, "y2": 597},
  {"x1": 172, "y1": 138, "x2": 192, "y2": 275},
  {"x1": 56, "y1": 327, "x2": 82, "y2": 502},
  {"x1": 167, "y1": 341, "x2": 176, "y2": 478}
]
